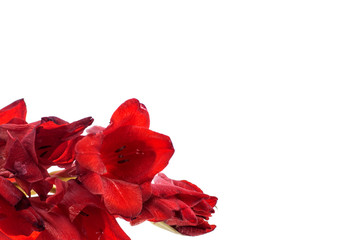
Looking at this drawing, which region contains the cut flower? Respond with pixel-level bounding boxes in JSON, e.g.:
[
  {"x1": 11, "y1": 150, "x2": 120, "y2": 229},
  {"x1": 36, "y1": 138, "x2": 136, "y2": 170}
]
[{"x1": 0, "y1": 98, "x2": 217, "y2": 239}]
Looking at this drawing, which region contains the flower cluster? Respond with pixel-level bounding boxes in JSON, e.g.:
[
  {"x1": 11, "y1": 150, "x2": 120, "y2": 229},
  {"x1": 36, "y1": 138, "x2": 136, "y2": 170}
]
[{"x1": 0, "y1": 99, "x2": 217, "y2": 239}]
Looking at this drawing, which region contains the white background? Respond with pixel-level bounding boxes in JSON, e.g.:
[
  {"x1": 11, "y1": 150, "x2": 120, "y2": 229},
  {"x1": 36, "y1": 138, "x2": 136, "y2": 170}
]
[{"x1": 1, "y1": 1, "x2": 361, "y2": 239}]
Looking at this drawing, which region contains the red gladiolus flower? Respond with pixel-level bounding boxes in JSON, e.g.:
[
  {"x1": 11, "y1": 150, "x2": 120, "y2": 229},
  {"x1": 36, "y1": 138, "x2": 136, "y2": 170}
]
[
  {"x1": 0, "y1": 98, "x2": 217, "y2": 239},
  {"x1": 131, "y1": 173, "x2": 218, "y2": 236},
  {"x1": 75, "y1": 99, "x2": 174, "y2": 218}
]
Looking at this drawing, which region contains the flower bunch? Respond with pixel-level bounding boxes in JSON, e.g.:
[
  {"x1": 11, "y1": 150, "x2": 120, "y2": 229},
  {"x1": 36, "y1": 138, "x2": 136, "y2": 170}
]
[{"x1": 0, "y1": 99, "x2": 217, "y2": 239}]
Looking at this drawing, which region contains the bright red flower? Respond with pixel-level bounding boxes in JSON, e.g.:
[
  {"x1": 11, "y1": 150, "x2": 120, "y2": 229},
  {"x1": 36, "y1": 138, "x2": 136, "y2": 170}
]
[
  {"x1": 0, "y1": 98, "x2": 217, "y2": 239},
  {"x1": 75, "y1": 99, "x2": 174, "y2": 218},
  {"x1": 131, "y1": 173, "x2": 217, "y2": 236}
]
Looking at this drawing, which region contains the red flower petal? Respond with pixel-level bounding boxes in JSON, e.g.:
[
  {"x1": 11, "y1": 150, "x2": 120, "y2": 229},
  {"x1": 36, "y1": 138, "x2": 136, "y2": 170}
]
[
  {"x1": 0, "y1": 176, "x2": 29, "y2": 209},
  {"x1": 73, "y1": 206, "x2": 131, "y2": 240},
  {"x1": 35, "y1": 116, "x2": 93, "y2": 167},
  {"x1": 0, "y1": 123, "x2": 36, "y2": 167},
  {"x1": 174, "y1": 217, "x2": 216, "y2": 236},
  {"x1": 0, "y1": 99, "x2": 27, "y2": 124},
  {"x1": 131, "y1": 174, "x2": 217, "y2": 236},
  {"x1": 0, "y1": 197, "x2": 44, "y2": 237},
  {"x1": 106, "y1": 98, "x2": 150, "y2": 133},
  {"x1": 56, "y1": 180, "x2": 103, "y2": 222},
  {"x1": 2, "y1": 230, "x2": 41, "y2": 240},
  {"x1": 4, "y1": 133, "x2": 43, "y2": 183},
  {"x1": 101, "y1": 177, "x2": 143, "y2": 217},
  {"x1": 101, "y1": 126, "x2": 174, "y2": 184},
  {"x1": 78, "y1": 171, "x2": 105, "y2": 195},
  {"x1": 75, "y1": 133, "x2": 107, "y2": 175},
  {"x1": 31, "y1": 202, "x2": 82, "y2": 240}
]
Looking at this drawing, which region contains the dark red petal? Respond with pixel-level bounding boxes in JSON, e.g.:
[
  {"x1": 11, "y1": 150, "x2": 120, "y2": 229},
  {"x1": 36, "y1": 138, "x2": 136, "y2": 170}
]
[
  {"x1": 75, "y1": 133, "x2": 107, "y2": 175},
  {"x1": 106, "y1": 99, "x2": 150, "y2": 132},
  {"x1": 173, "y1": 217, "x2": 216, "y2": 236},
  {"x1": 192, "y1": 198, "x2": 217, "y2": 219},
  {"x1": 140, "y1": 181, "x2": 152, "y2": 202},
  {"x1": 0, "y1": 197, "x2": 44, "y2": 236},
  {"x1": 31, "y1": 179, "x2": 54, "y2": 201},
  {"x1": 101, "y1": 177, "x2": 142, "y2": 217},
  {"x1": 0, "y1": 176, "x2": 29, "y2": 209},
  {"x1": 101, "y1": 126, "x2": 174, "y2": 184},
  {"x1": 142, "y1": 198, "x2": 174, "y2": 222},
  {"x1": 73, "y1": 206, "x2": 131, "y2": 240},
  {"x1": 129, "y1": 208, "x2": 153, "y2": 226},
  {"x1": 32, "y1": 203, "x2": 82, "y2": 240},
  {"x1": 0, "y1": 99, "x2": 27, "y2": 124},
  {"x1": 4, "y1": 133, "x2": 43, "y2": 183},
  {"x1": 79, "y1": 171, "x2": 105, "y2": 195},
  {"x1": 57, "y1": 179, "x2": 103, "y2": 221},
  {"x1": 0, "y1": 230, "x2": 12, "y2": 240},
  {"x1": 78, "y1": 172, "x2": 104, "y2": 196},
  {"x1": 154, "y1": 173, "x2": 203, "y2": 193},
  {"x1": 0, "y1": 123, "x2": 36, "y2": 167},
  {"x1": 46, "y1": 178, "x2": 67, "y2": 205},
  {"x1": 151, "y1": 183, "x2": 208, "y2": 200},
  {"x1": 145, "y1": 197, "x2": 198, "y2": 227},
  {"x1": 35, "y1": 117, "x2": 93, "y2": 167}
]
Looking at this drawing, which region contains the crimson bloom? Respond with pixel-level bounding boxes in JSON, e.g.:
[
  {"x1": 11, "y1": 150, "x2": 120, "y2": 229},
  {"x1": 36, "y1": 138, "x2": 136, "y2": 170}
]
[
  {"x1": 0, "y1": 100, "x2": 93, "y2": 199},
  {"x1": 75, "y1": 99, "x2": 174, "y2": 218},
  {"x1": 0, "y1": 98, "x2": 217, "y2": 239}
]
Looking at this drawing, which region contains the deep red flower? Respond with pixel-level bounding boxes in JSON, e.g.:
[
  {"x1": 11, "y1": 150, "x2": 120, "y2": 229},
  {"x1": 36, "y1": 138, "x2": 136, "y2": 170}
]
[
  {"x1": 0, "y1": 99, "x2": 93, "y2": 199},
  {"x1": 35, "y1": 116, "x2": 93, "y2": 168},
  {"x1": 131, "y1": 173, "x2": 217, "y2": 236},
  {"x1": 43, "y1": 179, "x2": 130, "y2": 240},
  {"x1": 0, "y1": 176, "x2": 44, "y2": 238},
  {"x1": 0, "y1": 124, "x2": 52, "y2": 199},
  {"x1": 0, "y1": 98, "x2": 217, "y2": 239},
  {"x1": 75, "y1": 99, "x2": 174, "y2": 218}
]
